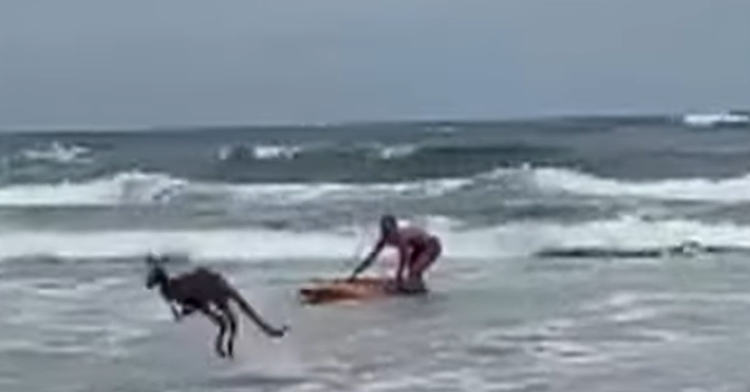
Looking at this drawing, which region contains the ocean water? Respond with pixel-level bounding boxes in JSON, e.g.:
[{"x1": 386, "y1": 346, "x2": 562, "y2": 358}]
[{"x1": 4, "y1": 117, "x2": 750, "y2": 391}]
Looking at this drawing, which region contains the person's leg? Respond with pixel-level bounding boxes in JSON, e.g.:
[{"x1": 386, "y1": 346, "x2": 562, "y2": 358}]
[{"x1": 406, "y1": 238, "x2": 442, "y2": 292}]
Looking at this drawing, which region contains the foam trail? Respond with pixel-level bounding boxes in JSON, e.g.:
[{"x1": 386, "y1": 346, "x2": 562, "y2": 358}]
[
  {"x1": 1, "y1": 216, "x2": 750, "y2": 262},
  {"x1": 531, "y1": 167, "x2": 750, "y2": 203}
]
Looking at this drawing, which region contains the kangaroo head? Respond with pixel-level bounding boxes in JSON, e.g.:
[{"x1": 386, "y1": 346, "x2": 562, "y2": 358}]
[{"x1": 145, "y1": 253, "x2": 169, "y2": 289}]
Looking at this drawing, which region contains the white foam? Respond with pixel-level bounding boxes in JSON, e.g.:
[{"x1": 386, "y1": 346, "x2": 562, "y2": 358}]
[
  {"x1": 494, "y1": 215, "x2": 750, "y2": 254},
  {"x1": 435, "y1": 214, "x2": 750, "y2": 260},
  {"x1": 217, "y1": 144, "x2": 301, "y2": 161},
  {"x1": 224, "y1": 178, "x2": 468, "y2": 204},
  {"x1": 0, "y1": 171, "x2": 186, "y2": 206},
  {"x1": 373, "y1": 144, "x2": 418, "y2": 160},
  {"x1": 6, "y1": 165, "x2": 750, "y2": 207},
  {"x1": 18, "y1": 141, "x2": 92, "y2": 164},
  {"x1": 683, "y1": 112, "x2": 750, "y2": 127},
  {"x1": 531, "y1": 167, "x2": 750, "y2": 202},
  {"x1": 0, "y1": 171, "x2": 469, "y2": 207},
  {"x1": 251, "y1": 144, "x2": 301, "y2": 160},
  {"x1": 1, "y1": 215, "x2": 749, "y2": 262}
]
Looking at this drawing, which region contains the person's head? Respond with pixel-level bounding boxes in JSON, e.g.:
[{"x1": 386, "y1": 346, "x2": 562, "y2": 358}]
[{"x1": 379, "y1": 214, "x2": 398, "y2": 238}]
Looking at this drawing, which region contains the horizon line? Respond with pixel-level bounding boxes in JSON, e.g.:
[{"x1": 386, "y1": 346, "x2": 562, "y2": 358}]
[{"x1": 0, "y1": 111, "x2": 681, "y2": 134}]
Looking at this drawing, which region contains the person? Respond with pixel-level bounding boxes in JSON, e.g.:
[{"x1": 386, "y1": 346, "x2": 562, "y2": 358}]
[
  {"x1": 145, "y1": 254, "x2": 288, "y2": 359},
  {"x1": 348, "y1": 215, "x2": 442, "y2": 293}
]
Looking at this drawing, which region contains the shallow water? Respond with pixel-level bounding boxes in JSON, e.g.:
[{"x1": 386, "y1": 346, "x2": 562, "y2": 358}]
[{"x1": 3, "y1": 252, "x2": 750, "y2": 392}]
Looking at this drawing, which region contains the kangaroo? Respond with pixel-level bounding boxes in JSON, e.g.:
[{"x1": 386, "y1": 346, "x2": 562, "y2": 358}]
[{"x1": 145, "y1": 255, "x2": 288, "y2": 358}]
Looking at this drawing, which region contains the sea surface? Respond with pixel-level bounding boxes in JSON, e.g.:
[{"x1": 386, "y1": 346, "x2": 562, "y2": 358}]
[{"x1": 3, "y1": 117, "x2": 750, "y2": 391}]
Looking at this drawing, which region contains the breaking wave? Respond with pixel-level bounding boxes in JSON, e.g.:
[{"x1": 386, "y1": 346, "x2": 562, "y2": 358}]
[
  {"x1": 0, "y1": 171, "x2": 469, "y2": 207},
  {"x1": 530, "y1": 167, "x2": 750, "y2": 202},
  {"x1": 5, "y1": 166, "x2": 750, "y2": 207},
  {"x1": 0, "y1": 172, "x2": 186, "y2": 206}
]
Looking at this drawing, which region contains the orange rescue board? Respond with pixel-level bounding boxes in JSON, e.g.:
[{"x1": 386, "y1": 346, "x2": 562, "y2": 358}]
[{"x1": 299, "y1": 277, "x2": 399, "y2": 305}]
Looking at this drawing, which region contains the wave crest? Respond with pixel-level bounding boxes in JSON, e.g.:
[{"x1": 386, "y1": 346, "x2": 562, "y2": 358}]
[
  {"x1": 5, "y1": 165, "x2": 750, "y2": 207},
  {"x1": 0, "y1": 171, "x2": 186, "y2": 207},
  {"x1": 371, "y1": 144, "x2": 418, "y2": 160},
  {"x1": 0, "y1": 171, "x2": 468, "y2": 207},
  {"x1": 531, "y1": 167, "x2": 750, "y2": 202}
]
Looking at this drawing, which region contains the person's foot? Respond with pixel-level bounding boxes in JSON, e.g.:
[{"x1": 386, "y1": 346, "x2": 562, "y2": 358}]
[{"x1": 400, "y1": 277, "x2": 427, "y2": 294}]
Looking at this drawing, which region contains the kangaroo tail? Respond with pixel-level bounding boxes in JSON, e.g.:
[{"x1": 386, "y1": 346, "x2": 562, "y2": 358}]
[{"x1": 228, "y1": 287, "x2": 288, "y2": 338}]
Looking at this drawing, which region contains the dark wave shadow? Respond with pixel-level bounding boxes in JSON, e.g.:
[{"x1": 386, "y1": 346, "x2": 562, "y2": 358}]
[{"x1": 536, "y1": 241, "x2": 750, "y2": 259}]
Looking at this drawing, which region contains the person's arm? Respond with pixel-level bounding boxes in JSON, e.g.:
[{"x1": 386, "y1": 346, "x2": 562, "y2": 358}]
[{"x1": 349, "y1": 239, "x2": 385, "y2": 280}]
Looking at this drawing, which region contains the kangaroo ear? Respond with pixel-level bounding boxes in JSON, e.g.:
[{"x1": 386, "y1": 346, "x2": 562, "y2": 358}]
[{"x1": 145, "y1": 253, "x2": 160, "y2": 267}]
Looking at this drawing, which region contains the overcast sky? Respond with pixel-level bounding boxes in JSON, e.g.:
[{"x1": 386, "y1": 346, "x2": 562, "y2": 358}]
[{"x1": 1, "y1": 0, "x2": 749, "y2": 128}]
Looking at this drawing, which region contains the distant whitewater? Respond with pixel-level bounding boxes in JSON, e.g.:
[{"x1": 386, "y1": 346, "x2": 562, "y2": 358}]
[{"x1": 682, "y1": 111, "x2": 750, "y2": 128}]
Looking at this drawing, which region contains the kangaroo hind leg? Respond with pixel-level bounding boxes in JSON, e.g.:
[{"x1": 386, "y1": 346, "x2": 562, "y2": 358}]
[
  {"x1": 217, "y1": 301, "x2": 238, "y2": 358},
  {"x1": 199, "y1": 305, "x2": 229, "y2": 358}
]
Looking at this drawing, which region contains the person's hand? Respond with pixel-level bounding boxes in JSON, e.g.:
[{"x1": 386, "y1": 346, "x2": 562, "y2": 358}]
[{"x1": 268, "y1": 325, "x2": 289, "y2": 338}]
